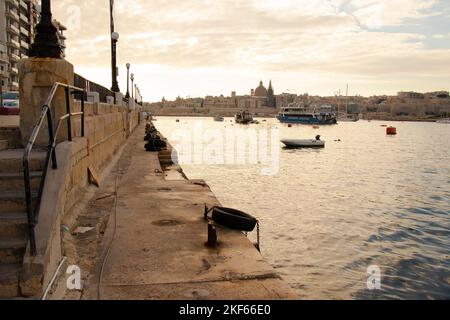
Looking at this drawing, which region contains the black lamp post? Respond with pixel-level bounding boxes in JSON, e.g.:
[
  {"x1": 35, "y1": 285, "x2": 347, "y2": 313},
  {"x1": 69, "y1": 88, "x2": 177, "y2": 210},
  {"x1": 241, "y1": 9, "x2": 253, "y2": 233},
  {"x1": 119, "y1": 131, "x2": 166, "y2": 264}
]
[
  {"x1": 110, "y1": 31, "x2": 120, "y2": 93},
  {"x1": 29, "y1": 0, "x2": 62, "y2": 58},
  {"x1": 110, "y1": 0, "x2": 120, "y2": 92},
  {"x1": 125, "y1": 63, "x2": 130, "y2": 99},
  {"x1": 130, "y1": 73, "x2": 134, "y2": 100}
]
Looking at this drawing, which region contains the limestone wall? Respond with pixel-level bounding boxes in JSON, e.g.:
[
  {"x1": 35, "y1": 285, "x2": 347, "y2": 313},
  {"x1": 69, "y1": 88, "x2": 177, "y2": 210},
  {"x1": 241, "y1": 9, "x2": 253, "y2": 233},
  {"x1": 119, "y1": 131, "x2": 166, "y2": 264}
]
[{"x1": 21, "y1": 100, "x2": 142, "y2": 297}]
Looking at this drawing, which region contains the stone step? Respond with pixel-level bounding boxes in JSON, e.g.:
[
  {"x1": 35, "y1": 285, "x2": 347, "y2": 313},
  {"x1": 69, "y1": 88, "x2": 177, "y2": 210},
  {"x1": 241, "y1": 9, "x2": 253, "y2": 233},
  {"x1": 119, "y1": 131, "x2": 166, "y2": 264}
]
[
  {"x1": 0, "y1": 212, "x2": 28, "y2": 238},
  {"x1": 0, "y1": 172, "x2": 42, "y2": 192},
  {"x1": 0, "y1": 140, "x2": 8, "y2": 151},
  {"x1": 0, "y1": 191, "x2": 37, "y2": 214},
  {"x1": 0, "y1": 264, "x2": 21, "y2": 298},
  {"x1": 0, "y1": 127, "x2": 22, "y2": 149},
  {"x1": 0, "y1": 149, "x2": 47, "y2": 173},
  {"x1": 0, "y1": 236, "x2": 27, "y2": 264}
]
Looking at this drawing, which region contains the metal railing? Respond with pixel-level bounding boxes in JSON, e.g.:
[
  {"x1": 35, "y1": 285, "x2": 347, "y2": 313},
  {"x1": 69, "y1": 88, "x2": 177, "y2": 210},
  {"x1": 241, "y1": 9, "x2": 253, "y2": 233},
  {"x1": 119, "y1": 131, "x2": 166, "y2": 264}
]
[
  {"x1": 74, "y1": 73, "x2": 113, "y2": 103},
  {"x1": 23, "y1": 82, "x2": 86, "y2": 256}
]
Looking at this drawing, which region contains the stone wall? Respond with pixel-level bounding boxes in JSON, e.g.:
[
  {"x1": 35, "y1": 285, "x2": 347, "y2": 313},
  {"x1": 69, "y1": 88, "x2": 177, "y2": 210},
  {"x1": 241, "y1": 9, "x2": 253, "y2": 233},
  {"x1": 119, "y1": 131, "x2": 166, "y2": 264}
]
[{"x1": 21, "y1": 101, "x2": 142, "y2": 297}]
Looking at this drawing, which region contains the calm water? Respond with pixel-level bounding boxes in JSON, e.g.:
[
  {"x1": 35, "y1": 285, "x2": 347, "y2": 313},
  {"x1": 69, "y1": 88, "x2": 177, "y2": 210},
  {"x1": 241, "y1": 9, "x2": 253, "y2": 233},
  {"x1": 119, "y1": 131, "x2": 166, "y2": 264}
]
[{"x1": 155, "y1": 117, "x2": 450, "y2": 300}]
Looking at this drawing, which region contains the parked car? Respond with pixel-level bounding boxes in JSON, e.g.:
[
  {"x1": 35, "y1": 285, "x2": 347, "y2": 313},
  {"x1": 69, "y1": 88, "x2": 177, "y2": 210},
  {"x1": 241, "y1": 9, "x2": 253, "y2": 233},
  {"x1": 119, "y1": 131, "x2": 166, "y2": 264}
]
[{"x1": 1, "y1": 92, "x2": 20, "y2": 115}]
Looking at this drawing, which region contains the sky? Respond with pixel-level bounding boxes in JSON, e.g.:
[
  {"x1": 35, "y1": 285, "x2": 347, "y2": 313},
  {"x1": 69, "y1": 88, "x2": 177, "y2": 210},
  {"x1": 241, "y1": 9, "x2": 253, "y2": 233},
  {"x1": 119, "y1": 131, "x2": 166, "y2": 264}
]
[{"x1": 53, "y1": 0, "x2": 450, "y2": 102}]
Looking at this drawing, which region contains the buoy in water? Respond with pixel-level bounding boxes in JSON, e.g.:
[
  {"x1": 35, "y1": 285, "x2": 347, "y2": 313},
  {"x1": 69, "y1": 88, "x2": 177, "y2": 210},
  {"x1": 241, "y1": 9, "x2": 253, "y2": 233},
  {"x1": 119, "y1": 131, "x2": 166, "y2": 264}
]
[
  {"x1": 288, "y1": 124, "x2": 292, "y2": 128},
  {"x1": 386, "y1": 127, "x2": 397, "y2": 135}
]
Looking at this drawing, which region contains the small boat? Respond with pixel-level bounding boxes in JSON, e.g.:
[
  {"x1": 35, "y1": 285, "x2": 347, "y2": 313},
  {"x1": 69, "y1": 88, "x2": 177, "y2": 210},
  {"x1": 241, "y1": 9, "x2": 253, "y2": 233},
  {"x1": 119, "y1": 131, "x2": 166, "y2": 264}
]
[
  {"x1": 436, "y1": 118, "x2": 450, "y2": 124},
  {"x1": 281, "y1": 135, "x2": 325, "y2": 149},
  {"x1": 235, "y1": 110, "x2": 254, "y2": 124},
  {"x1": 214, "y1": 116, "x2": 225, "y2": 122}
]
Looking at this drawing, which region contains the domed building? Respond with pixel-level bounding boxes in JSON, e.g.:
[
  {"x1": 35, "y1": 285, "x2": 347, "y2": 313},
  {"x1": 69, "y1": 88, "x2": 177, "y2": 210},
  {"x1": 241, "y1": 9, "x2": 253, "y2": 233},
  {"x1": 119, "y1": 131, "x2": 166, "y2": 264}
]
[
  {"x1": 249, "y1": 80, "x2": 276, "y2": 108},
  {"x1": 254, "y1": 81, "x2": 268, "y2": 98}
]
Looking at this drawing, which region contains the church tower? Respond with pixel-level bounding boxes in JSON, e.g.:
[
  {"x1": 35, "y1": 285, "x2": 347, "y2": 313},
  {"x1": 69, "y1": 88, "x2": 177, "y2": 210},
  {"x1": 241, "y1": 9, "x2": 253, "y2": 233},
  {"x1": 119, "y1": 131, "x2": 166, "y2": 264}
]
[{"x1": 268, "y1": 80, "x2": 276, "y2": 108}]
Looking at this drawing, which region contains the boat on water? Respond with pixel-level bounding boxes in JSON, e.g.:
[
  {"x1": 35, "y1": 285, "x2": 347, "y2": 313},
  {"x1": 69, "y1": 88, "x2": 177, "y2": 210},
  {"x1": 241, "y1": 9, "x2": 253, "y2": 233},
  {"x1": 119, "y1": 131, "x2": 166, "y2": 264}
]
[
  {"x1": 436, "y1": 118, "x2": 450, "y2": 124},
  {"x1": 281, "y1": 135, "x2": 325, "y2": 149},
  {"x1": 277, "y1": 103, "x2": 337, "y2": 125},
  {"x1": 214, "y1": 116, "x2": 225, "y2": 122},
  {"x1": 338, "y1": 113, "x2": 360, "y2": 122},
  {"x1": 235, "y1": 110, "x2": 254, "y2": 124}
]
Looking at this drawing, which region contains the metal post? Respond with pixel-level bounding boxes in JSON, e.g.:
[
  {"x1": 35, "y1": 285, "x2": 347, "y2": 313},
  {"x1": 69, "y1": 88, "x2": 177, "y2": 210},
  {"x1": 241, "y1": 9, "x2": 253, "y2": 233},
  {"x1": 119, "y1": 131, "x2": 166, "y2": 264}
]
[
  {"x1": 29, "y1": 0, "x2": 62, "y2": 58},
  {"x1": 65, "y1": 87, "x2": 72, "y2": 141},
  {"x1": 130, "y1": 74, "x2": 134, "y2": 100},
  {"x1": 81, "y1": 91, "x2": 85, "y2": 137},
  {"x1": 125, "y1": 63, "x2": 130, "y2": 99},
  {"x1": 46, "y1": 106, "x2": 57, "y2": 169},
  {"x1": 110, "y1": 0, "x2": 120, "y2": 92}
]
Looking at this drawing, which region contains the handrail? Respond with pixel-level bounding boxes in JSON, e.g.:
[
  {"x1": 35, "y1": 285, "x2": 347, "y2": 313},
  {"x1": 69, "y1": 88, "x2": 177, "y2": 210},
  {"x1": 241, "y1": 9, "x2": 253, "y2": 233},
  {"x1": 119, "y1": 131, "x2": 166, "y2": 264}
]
[{"x1": 23, "y1": 82, "x2": 86, "y2": 256}]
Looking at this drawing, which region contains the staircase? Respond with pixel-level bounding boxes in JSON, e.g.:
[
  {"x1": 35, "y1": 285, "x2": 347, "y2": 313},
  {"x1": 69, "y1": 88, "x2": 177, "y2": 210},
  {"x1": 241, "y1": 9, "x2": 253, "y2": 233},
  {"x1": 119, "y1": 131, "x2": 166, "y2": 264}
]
[{"x1": 0, "y1": 144, "x2": 46, "y2": 298}]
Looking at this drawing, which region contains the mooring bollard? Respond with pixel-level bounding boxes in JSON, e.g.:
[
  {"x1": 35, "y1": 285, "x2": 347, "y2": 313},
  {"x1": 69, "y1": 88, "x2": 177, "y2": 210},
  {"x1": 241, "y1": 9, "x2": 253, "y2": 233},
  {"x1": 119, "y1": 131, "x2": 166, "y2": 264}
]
[{"x1": 206, "y1": 223, "x2": 218, "y2": 248}]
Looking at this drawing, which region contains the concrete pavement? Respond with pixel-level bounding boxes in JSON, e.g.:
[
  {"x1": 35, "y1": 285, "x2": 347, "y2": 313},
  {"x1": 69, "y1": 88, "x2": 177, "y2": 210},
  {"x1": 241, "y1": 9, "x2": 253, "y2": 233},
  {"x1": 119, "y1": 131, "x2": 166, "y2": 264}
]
[{"x1": 89, "y1": 124, "x2": 296, "y2": 300}]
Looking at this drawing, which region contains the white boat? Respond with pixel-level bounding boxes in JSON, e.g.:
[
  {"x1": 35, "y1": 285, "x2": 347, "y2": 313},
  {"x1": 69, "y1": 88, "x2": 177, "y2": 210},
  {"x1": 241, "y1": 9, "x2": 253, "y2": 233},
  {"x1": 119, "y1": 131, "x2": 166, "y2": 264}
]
[
  {"x1": 281, "y1": 136, "x2": 325, "y2": 149},
  {"x1": 436, "y1": 118, "x2": 450, "y2": 124}
]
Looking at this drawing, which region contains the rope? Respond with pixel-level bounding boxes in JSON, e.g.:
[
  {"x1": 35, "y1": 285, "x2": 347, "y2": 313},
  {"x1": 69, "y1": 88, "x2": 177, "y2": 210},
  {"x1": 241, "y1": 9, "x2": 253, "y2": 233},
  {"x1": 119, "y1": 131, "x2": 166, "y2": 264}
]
[{"x1": 256, "y1": 220, "x2": 261, "y2": 252}]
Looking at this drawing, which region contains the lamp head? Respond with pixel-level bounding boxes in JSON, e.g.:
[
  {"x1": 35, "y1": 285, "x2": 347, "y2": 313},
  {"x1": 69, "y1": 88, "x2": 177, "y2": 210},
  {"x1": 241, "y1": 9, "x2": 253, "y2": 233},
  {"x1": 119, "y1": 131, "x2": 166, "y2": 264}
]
[
  {"x1": 130, "y1": 73, "x2": 134, "y2": 81},
  {"x1": 126, "y1": 63, "x2": 130, "y2": 69},
  {"x1": 111, "y1": 32, "x2": 120, "y2": 41}
]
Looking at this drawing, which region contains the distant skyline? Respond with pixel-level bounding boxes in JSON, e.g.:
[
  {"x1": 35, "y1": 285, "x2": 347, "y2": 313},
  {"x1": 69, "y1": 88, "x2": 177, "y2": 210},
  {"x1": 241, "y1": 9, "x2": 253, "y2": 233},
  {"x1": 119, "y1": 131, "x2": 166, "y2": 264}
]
[{"x1": 54, "y1": 0, "x2": 450, "y2": 102}]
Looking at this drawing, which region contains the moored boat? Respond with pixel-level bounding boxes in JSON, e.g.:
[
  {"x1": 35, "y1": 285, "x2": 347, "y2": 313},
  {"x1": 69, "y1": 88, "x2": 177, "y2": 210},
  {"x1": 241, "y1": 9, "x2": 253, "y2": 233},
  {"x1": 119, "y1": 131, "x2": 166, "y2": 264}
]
[
  {"x1": 214, "y1": 116, "x2": 225, "y2": 122},
  {"x1": 277, "y1": 103, "x2": 337, "y2": 125},
  {"x1": 235, "y1": 110, "x2": 254, "y2": 124},
  {"x1": 281, "y1": 135, "x2": 325, "y2": 149}
]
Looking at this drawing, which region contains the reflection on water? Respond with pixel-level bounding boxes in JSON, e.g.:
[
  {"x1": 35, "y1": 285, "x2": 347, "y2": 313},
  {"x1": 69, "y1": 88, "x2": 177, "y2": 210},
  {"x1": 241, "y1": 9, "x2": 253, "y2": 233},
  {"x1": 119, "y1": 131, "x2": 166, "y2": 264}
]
[{"x1": 155, "y1": 117, "x2": 450, "y2": 300}]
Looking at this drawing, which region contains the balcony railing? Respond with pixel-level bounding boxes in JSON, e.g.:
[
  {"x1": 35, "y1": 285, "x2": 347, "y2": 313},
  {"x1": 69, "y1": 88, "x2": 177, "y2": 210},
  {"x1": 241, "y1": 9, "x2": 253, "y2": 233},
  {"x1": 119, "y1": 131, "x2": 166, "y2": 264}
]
[
  {"x1": 7, "y1": 24, "x2": 20, "y2": 35},
  {"x1": 8, "y1": 38, "x2": 20, "y2": 49},
  {"x1": 9, "y1": 53, "x2": 20, "y2": 61},
  {"x1": 6, "y1": 9, "x2": 20, "y2": 22},
  {"x1": 5, "y1": 0, "x2": 19, "y2": 9}
]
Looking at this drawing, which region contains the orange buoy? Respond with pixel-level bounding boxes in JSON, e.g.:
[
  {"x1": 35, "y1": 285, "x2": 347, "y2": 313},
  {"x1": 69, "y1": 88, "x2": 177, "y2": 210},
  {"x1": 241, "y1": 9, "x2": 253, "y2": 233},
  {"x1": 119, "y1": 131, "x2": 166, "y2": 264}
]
[{"x1": 386, "y1": 127, "x2": 397, "y2": 135}]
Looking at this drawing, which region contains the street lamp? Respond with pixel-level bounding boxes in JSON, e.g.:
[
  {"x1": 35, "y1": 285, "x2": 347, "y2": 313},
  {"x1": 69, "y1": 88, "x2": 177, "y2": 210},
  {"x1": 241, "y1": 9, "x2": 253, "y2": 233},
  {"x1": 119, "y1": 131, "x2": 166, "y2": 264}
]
[
  {"x1": 130, "y1": 73, "x2": 135, "y2": 100},
  {"x1": 110, "y1": 31, "x2": 120, "y2": 92},
  {"x1": 125, "y1": 63, "x2": 131, "y2": 99},
  {"x1": 29, "y1": 0, "x2": 62, "y2": 58}
]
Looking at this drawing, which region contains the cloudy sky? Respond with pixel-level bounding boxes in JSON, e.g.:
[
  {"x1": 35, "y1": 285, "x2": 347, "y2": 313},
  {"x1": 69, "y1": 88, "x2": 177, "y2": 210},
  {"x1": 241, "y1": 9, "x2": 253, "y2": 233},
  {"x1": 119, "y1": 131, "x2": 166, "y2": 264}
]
[{"x1": 53, "y1": 0, "x2": 450, "y2": 102}]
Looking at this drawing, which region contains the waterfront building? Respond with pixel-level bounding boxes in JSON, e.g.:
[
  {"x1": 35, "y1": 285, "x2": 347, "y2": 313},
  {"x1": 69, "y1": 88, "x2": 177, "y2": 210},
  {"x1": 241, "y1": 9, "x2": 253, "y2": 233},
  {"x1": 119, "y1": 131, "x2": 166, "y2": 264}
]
[
  {"x1": 53, "y1": 19, "x2": 67, "y2": 58},
  {"x1": 0, "y1": 0, "x2": 39, "y2": 91}
]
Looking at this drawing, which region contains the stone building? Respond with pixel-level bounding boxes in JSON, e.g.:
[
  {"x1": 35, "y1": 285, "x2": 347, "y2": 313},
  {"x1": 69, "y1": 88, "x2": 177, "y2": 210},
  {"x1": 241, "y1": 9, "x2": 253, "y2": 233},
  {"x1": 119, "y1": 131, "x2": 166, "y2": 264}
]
[{"x1": 0, "y1": 0, "x2": 39, "y2": 92}]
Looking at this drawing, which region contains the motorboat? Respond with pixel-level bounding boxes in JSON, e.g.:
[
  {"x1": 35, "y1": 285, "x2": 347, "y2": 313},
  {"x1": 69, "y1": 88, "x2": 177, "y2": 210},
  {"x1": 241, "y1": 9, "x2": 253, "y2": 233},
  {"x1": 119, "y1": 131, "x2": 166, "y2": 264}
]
[
  {"x1": 281, "y1": 135, "x2": 325, "y2": 149},
  {"x1": 277, "y1": 103, "x2": 337, "y2": 125},
  {"x1": 235, "y1": 110, "x2": 254, "y2": 124}
]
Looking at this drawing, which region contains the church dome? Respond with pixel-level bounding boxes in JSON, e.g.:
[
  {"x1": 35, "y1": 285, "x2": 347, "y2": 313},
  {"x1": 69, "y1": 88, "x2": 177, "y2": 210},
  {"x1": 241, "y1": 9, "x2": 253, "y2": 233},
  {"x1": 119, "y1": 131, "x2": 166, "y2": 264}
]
[{"x1": 254, "y1": 81, "x2": 268, "y2": 97}]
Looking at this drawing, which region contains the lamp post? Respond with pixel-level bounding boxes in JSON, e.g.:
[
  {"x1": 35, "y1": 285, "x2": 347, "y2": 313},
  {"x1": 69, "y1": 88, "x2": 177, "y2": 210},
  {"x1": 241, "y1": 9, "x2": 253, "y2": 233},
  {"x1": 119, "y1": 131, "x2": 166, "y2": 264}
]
[
  {"x1": 125, "y1": 63, "x2": 130, "y2": 99},
  {"x1": 29, "y1": 0, "x2": 62, "y2": 58},
  {"x1": 130, "y1": 73, "x2": 134, "y2": 100},
  {"x1": 110, "y1": 32, "x2": 120, "y2": 93},
  {"x1": 110, "y1": 0, "x2": 120, "y2": 92}
]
